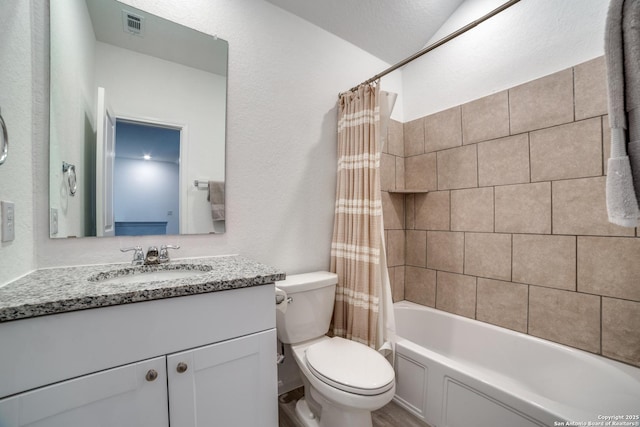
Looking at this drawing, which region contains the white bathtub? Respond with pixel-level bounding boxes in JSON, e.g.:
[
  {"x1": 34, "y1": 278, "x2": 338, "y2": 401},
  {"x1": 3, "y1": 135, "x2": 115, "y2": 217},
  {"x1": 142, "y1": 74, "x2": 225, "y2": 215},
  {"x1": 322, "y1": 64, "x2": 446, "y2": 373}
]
[{"x1": 392, "y1": 301, "x2": 640, "y2": 427}]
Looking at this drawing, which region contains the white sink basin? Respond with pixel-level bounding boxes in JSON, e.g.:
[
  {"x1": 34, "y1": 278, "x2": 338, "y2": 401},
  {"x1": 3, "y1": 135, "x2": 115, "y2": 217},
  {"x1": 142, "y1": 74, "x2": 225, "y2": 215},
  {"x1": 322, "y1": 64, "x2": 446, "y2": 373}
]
[{"x1": 89, "y1": 264, "x2": 212, "y2": 285}]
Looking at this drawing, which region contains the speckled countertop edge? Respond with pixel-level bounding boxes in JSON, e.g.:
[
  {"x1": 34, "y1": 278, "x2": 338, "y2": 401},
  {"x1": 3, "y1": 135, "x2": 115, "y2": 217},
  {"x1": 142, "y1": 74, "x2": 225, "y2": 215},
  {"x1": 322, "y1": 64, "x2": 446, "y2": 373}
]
[{"x1": 0, "y1": 255, "x2": 285, "y2": 323}]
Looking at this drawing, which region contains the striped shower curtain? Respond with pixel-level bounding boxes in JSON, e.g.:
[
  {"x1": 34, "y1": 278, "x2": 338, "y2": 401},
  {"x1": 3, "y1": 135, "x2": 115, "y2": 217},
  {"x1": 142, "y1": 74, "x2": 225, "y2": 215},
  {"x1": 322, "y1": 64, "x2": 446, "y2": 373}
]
[{"x1": 331, "y1": 83, "x2": 384, "y2": 349}]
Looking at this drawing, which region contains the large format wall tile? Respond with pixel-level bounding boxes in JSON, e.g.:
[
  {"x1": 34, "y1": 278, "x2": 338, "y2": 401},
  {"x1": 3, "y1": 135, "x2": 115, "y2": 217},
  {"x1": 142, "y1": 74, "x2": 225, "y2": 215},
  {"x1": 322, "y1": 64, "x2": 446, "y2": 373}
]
[
  {"x1": 437, "y1": 145, "x2": 478, "y2": 190},
  {"x1": 553, "y1": 177, "x2": 635, "y2": 236},
  {"x1": 574, "y1": 57, "x2": 608, "y2": 121},
  {"x1": 404, "y1": 267, "x2": 436, "y2": 307},
  {"x1": 425, "y1": 106, "x2": 462, "y2": 153},
  {"x1": 509, "y1": 68, "x2": 574, "y2": 134},
  {"x1": 512, "y1": 234, "x2": 576, "y2": 290},
  {"x1": 530, "y1": 118, "x2": 602, "y2": 182},
  {"x1": 381, "y1": 191, "x2": 404, "y2": 230},
  {"x1": 578, "y1": 236, "x2": 640, "y2": 302},
  {"x1": 477, "y1": 134, "x2": 530, "y2": 187},
  {"x1": 427, "y1": 231, "x2": 464, "y2": 273},
  {"x1": 387, "y1": 119, "x2": 404, "y2": 157},
  {"x1": 387, "y1": 230, "x2": 405, "y2": 267},
  {"x1": 389, "y1": 266, "x2": 405, "y2": 302},
  {"x1": 495, "y1": 182, "x2": 551, "y2": 234},
  {"x1": 602, "y1": 297, "x2": 640, "y2": 365},
  {"x1": 406, "y1": 230, "x2": 426, "y2": 267},
  {"x1": 380, "y1": 153, "x2": 396, "y2": 191},
  {"x1": 404, "y1": 117, "x2": 425, "y2": 156},
  {"x1": 464, "y1": 232, "x2": 511, "y2": 281},
  {"x1": 405, "y1": 153, "x2": 437, "y2": 191},
  {"x1": 529, "y1": 286, "x2": 601, "y2": 353},
  {"x1": 462, "y1": 91, "x2": 510, "y2": 145},
  {"x1": 476, "y1": 278, "x2": 528, "y2": 333},
  {"x1": 415, "y1": 191, "x2": 450, "y2": 231},
  {"x1": 451, "y1": 187, "x2": 494, "y2": 232},
  {"x1": 436, "y1": 271, "x2": 477, "y2": 319}
]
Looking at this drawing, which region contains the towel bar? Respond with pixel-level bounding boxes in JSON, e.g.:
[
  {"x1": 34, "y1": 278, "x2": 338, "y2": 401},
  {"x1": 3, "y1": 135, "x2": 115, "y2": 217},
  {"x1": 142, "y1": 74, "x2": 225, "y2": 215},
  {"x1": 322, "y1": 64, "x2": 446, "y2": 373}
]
[{"x1": 0, "y1": 107, "x2": 8, "y2": 165}]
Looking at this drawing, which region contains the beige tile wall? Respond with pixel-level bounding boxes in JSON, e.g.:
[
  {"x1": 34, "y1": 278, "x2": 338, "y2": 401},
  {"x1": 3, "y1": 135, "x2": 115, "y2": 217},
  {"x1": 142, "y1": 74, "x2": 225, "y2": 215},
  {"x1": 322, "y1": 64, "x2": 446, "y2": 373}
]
[{"x1": 381, "y1": 56, "x2": 640, "y2": 368}]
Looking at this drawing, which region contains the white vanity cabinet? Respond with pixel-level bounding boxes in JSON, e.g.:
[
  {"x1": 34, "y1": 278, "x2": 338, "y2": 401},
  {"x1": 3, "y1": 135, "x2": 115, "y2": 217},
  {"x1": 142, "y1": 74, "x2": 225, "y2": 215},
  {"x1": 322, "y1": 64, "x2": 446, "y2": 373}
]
[
  {"x1": 0, "y1": 357, "x2": 169, "y2": 427},
  {"x1": 168, "y1": 329, "x2": 276, "y2": 426},
  {"x1": 0, "y1": 284, "x2": 278, "y2": 427}
]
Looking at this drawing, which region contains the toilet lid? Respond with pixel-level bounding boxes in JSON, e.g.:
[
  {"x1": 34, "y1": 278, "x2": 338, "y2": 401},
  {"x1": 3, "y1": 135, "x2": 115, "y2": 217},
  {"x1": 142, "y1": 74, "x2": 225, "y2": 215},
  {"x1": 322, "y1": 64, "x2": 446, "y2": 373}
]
[{"x1": 305, "y1": 337, "x2": 395, "y2": 396}]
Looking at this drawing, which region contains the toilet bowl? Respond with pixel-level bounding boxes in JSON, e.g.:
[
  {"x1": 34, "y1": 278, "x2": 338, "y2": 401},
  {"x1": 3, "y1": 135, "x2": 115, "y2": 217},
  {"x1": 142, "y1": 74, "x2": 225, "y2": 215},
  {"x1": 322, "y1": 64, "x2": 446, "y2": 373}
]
[{"x1": 275, "y1": 272, "x2": 395, "y2": 427}]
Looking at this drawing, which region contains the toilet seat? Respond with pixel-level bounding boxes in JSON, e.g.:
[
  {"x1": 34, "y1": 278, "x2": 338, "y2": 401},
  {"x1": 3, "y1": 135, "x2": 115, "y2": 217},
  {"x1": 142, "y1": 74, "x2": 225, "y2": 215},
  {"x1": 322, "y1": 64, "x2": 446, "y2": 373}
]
[{"x1": 305, "y1": 337, "x2": 395, "y2": 396}]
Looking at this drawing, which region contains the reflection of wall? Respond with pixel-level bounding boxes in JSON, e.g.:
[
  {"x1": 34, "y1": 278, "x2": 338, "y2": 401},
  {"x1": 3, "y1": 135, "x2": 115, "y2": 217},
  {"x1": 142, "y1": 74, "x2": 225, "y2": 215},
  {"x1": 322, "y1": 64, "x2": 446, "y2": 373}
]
[
  {"x1": 114, "y1": 158, "x2": 179, "y2": 235},
  {"x1": 49, "y1": 0, "x2": 96, "y2": 238},
  {"x1": 94, "y1": 42, "x2": 225, "y2": 234}
]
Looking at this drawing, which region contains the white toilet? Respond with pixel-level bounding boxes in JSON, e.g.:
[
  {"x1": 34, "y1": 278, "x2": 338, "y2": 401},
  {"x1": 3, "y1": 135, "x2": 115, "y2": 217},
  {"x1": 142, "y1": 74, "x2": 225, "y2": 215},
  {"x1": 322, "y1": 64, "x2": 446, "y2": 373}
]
[{"x1": 276, "y1": 272, "x2": 395, "y2": 427}]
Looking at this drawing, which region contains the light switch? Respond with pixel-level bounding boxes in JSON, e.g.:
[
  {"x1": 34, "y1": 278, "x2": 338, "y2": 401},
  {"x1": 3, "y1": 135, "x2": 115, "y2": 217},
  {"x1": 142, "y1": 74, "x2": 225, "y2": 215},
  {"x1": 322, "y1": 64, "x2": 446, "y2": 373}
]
[
  {"x1": 50, "y1": 208, "x2": 58, "y2": 235},
  {"x1": 1, "y1": 201, "x2": 15, "y2": 242}
]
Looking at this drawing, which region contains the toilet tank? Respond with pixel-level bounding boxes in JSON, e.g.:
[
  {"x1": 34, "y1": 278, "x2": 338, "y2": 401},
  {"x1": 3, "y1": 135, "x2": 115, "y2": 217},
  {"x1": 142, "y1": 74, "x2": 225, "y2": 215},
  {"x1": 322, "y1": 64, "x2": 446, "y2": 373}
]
[{"x1": 275, "y1": 272, "x2": 338, "y2": 344}]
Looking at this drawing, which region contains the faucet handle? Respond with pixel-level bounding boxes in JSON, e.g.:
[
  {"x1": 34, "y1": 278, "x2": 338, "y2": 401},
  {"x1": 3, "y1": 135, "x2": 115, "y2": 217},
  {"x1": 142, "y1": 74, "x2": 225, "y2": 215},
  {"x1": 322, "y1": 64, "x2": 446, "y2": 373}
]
[
  {"x1": 121, "y1": 246, "x2": 144, "y2": 265},
  {"x1": 159, "y1": 245, "x2": 180, "y2": 263}
]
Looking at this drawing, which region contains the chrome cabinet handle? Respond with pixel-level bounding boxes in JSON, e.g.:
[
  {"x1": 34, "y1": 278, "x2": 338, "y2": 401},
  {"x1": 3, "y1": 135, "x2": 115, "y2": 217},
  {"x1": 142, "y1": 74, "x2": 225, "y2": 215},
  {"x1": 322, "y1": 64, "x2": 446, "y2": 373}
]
[
  {"x1": 0, "y1": 108, "x2": 8, "y2": 165},
  {"x1": 176, "y1": 362, "x2": 188, "y2": 373},
  {"x1": 145, "y1": 369, "x2": 158, "y2": 382}
]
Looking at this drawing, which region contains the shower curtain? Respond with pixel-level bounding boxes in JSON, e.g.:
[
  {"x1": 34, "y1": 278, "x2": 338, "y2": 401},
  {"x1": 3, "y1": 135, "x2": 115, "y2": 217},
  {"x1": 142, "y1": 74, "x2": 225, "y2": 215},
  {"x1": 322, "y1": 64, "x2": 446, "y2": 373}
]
[{"x1": 331, "y1": 83, "x2": 395, "y2": 352}]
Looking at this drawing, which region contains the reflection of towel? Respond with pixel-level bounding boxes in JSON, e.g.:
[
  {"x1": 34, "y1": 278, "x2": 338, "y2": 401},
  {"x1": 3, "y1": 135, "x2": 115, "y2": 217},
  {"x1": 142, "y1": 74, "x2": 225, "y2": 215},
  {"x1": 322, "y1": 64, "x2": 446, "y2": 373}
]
[
  {"x1": 605, "y1": 0, "x2": 640, "y2": 227},
  {"x1": 207, "y1": 181, "x2": 225, "y2": 221}
]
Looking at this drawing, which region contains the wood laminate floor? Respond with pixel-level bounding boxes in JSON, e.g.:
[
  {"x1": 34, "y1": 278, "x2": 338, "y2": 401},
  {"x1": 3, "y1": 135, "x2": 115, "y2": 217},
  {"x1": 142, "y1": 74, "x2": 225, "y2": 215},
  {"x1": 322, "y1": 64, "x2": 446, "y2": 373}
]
[{"x1": 278, "y1": 388, "x2": 431, "y2": 427}]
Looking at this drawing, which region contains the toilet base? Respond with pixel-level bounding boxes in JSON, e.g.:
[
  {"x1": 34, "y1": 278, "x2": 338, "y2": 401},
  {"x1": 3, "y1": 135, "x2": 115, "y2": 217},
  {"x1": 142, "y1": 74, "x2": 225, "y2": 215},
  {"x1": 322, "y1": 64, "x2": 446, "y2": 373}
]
[
  {"x1": 295, "y1": 398, "x2": 319, "y2": 427},
  {"x1": 295, "y1": 395, "x2": 374, "y2": 427}
]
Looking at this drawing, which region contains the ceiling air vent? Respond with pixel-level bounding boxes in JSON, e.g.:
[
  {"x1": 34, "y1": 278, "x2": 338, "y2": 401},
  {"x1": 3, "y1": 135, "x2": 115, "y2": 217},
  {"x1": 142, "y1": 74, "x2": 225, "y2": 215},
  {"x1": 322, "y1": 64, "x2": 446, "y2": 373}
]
[{"x1": 122, "y1": 10, "x2": 144, "y2": 36}]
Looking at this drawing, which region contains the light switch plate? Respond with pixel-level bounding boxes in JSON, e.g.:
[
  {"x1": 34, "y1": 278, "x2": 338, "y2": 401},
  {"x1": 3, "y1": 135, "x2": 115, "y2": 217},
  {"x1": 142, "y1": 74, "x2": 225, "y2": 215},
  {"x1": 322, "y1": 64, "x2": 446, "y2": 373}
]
[
  {"x1": 1, "y1": 201, "x2": 15, "y2": 242},
  {"x1": 50, "y1": 208, "x2": 58, "y2": 235}
]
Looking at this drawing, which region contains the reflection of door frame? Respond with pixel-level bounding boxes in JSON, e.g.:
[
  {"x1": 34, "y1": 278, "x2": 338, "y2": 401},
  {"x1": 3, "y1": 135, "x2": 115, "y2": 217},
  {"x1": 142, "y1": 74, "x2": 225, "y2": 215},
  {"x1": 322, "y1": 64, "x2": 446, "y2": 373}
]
[
  {"x1": 96, "y1": 87, "x2": 116, "y2": 237},
  {"x1": 115, "y1": 115, "x2": 188, "y2": 235}
]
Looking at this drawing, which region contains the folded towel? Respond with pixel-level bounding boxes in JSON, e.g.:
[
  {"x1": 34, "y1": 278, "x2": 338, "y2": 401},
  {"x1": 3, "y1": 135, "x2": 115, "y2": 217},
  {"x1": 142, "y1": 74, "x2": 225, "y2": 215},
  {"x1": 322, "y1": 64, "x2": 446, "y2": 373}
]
[
  {"x1": 604, "y1": 0, "x2": 640, "y2": 227},
  {"x1": 207, "y1": 181, "x2": 225, "y2": 221}
]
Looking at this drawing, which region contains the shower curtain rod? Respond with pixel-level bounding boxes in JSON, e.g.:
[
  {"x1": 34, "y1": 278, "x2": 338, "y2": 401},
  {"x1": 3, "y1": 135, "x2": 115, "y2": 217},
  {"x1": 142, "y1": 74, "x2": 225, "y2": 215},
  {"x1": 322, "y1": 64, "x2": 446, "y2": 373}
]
[{"x1": 341, "y1": 0, "x2": 522, "y2": 95}]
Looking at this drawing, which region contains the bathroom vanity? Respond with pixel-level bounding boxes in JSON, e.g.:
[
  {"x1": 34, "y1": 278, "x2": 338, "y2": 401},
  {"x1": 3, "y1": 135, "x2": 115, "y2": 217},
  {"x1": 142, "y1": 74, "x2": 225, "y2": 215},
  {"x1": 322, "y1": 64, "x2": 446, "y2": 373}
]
[{"x1": 0, "y1": 256, "x2": 284, "y2": 426}]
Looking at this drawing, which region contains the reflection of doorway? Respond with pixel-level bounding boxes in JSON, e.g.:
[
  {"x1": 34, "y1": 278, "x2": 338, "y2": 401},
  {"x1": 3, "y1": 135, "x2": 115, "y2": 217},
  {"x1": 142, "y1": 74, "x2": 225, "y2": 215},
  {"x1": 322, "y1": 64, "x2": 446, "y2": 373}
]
[{"x1": 114, "y1": 119, "x2": 181, "y2": 236}]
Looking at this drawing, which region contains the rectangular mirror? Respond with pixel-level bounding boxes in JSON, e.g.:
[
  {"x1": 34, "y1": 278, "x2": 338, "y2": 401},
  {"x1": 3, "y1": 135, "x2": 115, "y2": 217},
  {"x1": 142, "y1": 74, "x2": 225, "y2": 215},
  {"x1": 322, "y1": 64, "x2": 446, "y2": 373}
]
[{"x1": 49, "y1": 0, "x2": 228, "y2": 238}]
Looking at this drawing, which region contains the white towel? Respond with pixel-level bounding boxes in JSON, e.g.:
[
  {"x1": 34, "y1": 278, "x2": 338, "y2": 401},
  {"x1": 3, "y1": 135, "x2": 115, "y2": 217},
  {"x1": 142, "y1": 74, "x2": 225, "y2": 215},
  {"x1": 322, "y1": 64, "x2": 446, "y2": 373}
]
[
  {"x1": 207, "y1": 181, "x2": 225, "y2": 221},
  {"x1": 604, "y1": 0, "x2": 640, "y2": 227}
]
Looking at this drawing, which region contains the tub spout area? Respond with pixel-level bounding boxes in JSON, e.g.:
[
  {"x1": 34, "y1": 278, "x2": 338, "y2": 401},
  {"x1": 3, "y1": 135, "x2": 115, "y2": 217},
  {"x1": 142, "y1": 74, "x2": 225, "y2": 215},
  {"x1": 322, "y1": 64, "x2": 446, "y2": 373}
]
[{"x1": 391, "y1": 301, "x2": 640, "y2": 427}]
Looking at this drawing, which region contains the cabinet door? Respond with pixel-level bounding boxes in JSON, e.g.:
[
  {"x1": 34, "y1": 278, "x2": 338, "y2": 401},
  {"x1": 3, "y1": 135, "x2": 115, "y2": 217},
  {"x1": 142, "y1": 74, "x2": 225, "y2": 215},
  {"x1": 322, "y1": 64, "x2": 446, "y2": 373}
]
[
  {"x1": 0, "y1": 357, "x2": 167, "y2": 427},
  {"x1": 167, "y1": 329, "x2": 277, "y2": 427}
]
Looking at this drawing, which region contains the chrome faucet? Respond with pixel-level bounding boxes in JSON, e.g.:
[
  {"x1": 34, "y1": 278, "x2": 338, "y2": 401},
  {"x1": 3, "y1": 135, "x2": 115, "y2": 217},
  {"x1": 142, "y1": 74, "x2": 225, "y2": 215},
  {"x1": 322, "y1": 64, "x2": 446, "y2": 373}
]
[
  {"x1": 145, "y1": 246, "x2": 159, "y2": 264},
  {"x1": 159, "y1": 245, "x2": 180, "y2": 263},
  {"x1": 120, "y1": 246, "x2": 144, "y2": 265},
  {"x1": 121, "y1": 245, "x2": 180, "y2": 265}
]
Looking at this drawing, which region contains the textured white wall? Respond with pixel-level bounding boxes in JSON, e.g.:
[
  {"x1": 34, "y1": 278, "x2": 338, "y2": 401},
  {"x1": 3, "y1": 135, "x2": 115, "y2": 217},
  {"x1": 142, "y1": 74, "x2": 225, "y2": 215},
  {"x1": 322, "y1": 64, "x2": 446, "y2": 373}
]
[
  {"x1": 0, "y1": 1, "x2": 36, "y2": 285},
  {"x1": 32, "y1": 0, "x2": 389, "y2": 274},
  {"x1": 402, "y1": 0, "x2": 609, "y2": 121}
]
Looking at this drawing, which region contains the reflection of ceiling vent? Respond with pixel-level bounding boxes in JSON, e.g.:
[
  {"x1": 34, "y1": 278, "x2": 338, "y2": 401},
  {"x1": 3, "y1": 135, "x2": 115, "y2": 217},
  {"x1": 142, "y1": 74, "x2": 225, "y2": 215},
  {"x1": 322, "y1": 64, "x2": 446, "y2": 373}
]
[{"x1": 122, "y1": 10, "x2": 144, "y2": 36}]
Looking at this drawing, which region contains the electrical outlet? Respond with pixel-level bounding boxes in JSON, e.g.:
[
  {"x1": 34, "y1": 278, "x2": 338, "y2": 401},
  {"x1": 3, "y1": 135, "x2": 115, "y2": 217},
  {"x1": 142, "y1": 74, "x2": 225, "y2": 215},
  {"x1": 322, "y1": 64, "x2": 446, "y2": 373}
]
[
  {"x1": 51, "y1": 208, "x2": 59, "y2": 235},
  {"x1": 1, "y1": 201, "x2": 15, "y2": 242}
]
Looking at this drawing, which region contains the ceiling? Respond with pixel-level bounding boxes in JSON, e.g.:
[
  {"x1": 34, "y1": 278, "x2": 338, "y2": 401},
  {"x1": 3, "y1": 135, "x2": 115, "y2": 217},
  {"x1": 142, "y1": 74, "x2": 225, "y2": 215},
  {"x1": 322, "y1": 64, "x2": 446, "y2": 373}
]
[
  {"x1": 85, "y1": 0, "x2": 228, "y2": 76},
  {"x1": 264, "y1": 0, "x2": 466, "y2": 64}
]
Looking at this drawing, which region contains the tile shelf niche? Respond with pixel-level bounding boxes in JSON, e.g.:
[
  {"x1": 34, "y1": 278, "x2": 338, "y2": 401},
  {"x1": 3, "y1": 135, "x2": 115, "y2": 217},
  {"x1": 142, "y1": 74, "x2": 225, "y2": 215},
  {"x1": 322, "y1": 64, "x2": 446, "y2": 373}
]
[{"x1": 387, "y1": 189, "x2": 430, "y2": 193}]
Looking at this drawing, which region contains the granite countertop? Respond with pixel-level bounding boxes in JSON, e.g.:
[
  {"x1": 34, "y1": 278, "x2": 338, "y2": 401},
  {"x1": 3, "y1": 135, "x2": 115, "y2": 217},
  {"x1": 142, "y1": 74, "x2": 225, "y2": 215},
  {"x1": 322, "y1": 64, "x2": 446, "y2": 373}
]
[{"x1": 0, "y1": 255, "x2": 285, "y2": 323}]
